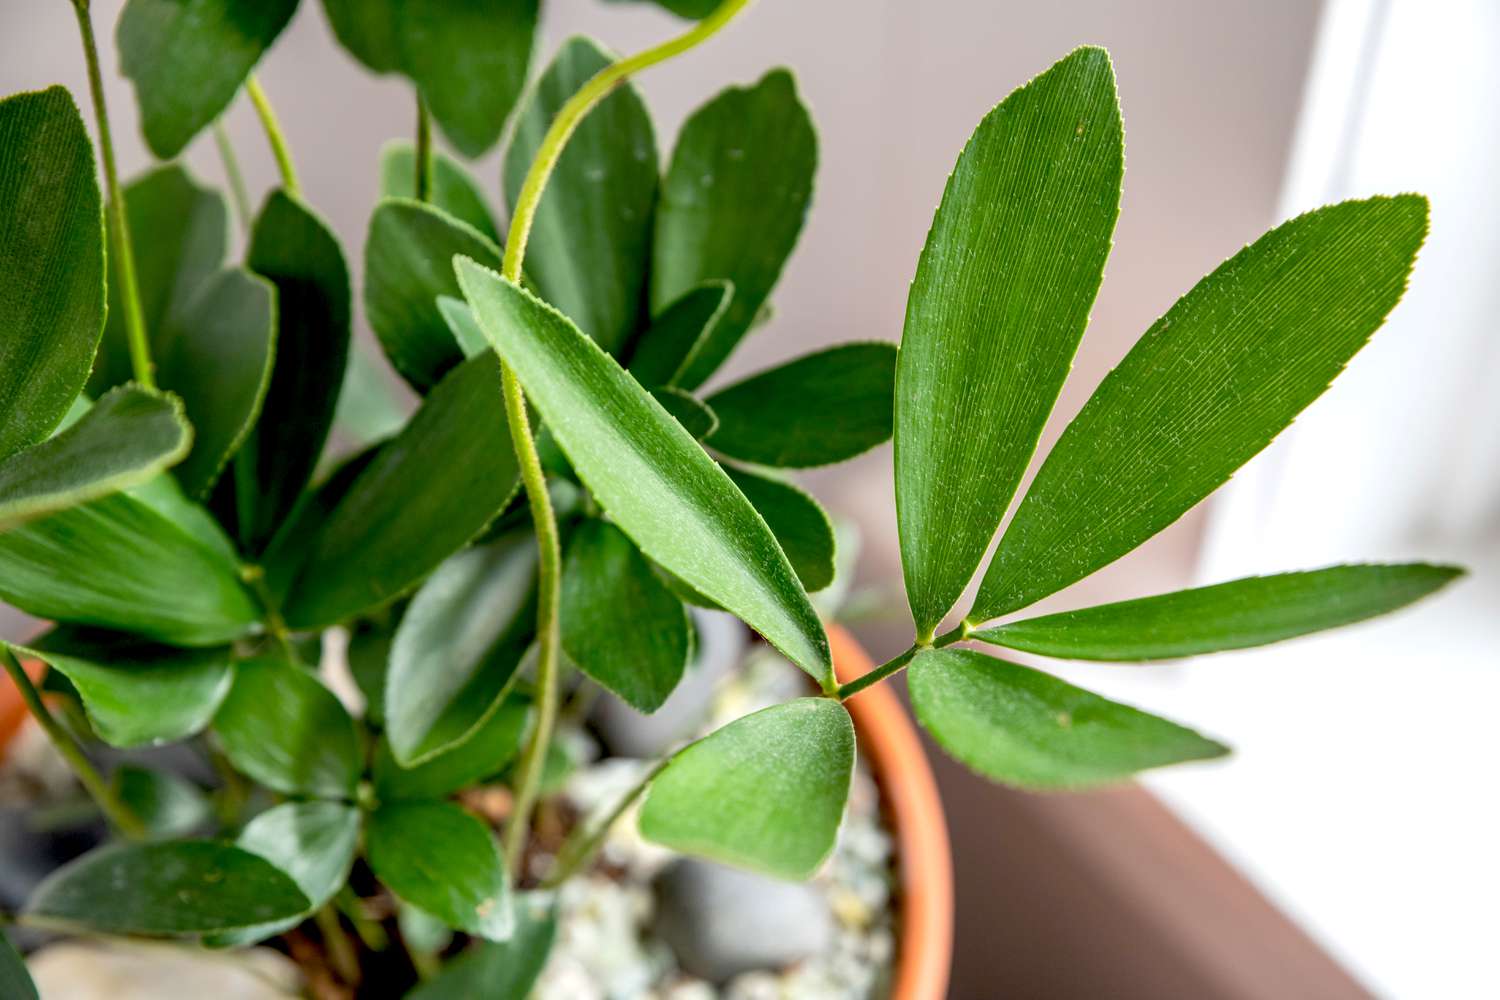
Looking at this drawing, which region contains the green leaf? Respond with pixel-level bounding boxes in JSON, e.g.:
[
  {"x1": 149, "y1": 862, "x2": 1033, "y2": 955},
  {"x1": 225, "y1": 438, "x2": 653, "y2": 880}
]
[
  {"x1": 261, "y1": 441, "x2": 381, "y2": 605},
  {"x1": 113, "y1": 765, "x2": 212, "y2": 839},
  {"x1": 380, "y1": 140, "x2": 500, "y2": 244},
  {"x1": 504, "y1": 36, "x2": 657, "y2": 355},
  {"x1": 972, "y1": 196, "x2": 1429, "y2": 623},
  {"x1": 365, "y1": 199, "x2": 502, "y2": 392},
  {"x1": 708, "y1": 342, "x2": 896, "y2": 468},
  {"x1": 0, "y1": 925, "x2": 36, "y2": 1000},
  {"x1": 908, "y1": 648, "x2": 1227, "y2": 789},
  {"x1": 435, "y1": 295, "x2": 490, "y2": 359},
  {"x1": 212, "y1": 656, "x2": 362, "y2": 798},
  {"x1": 285, "y1": 355, "x2": 521, "y2": 628},
  {"x1": 375, "y1": 695, "x2": 529, "y2": 800},
  {"x1": 457, "y1": 261, "x2": 832, "y2": 688},
  {"x1": 233, "y1": 191, "x2": 351, "y2": 552},
  {"x1": 0, "y1": 87, "x2": 104, "y2": 460},
  {"x1": 321, "y1": 0, "x2": 537, "y2": 157},
  {"x1": 385, "y1": 533, "x2": 535, "y2": 766},
  {"x1": 0, "y1": 386, "x2": 191, "y2": 532},
  {"x1": 209, "y1": 801, "x2": 361, "y2": 947},
  {"x1": 26, "y1": 840, "x2": 310, "y2": 936},
  {"x1": 405, "y1": 893, "x2": 556, "y2": 1000},
  {"x1": 721, "y1": 466, "x2": 836, "y2": 593},
  {"x1": 365, "y1": 801, "x2": 512, "y2": 940},
  {"x1": 117, "y1": 0, "x2": 297, "y2": 158},
  {"x1": 651, "y1": 71, "x2": 816, "y2": 388},
  {"x1": 0, "y1": 493, "x2": 259, "y2": 646},
  {"x1": 650, "y1": 387, "x2": 717, "y2": 441},
  {"x1": 894, "y1": 47, "x2": 1123, "y2": 638},
  {"x1": 91, "y1": 165, "x2": 275, "y2": 498},
  {"x1": 640, "y1": 698, "x2": 853, "y2": 879},
  {"x1": 347, "y1": 620, "x2": 393, "y2": 724},
  {"x1": 605, "y1": 0, "x2": 719, "y2": 16},
  {"x1": 625, "y1": 280, "x2": 731, "y2": 388},
  {"x1": 18, "y1": 630, "x2": 231, "y2": 748},
  {"x1": 561, "y1": 519, "x2": 690, "y2": 713},
  {"x1": 974, "y1": 564, "x2": 1462, "y2": 661},
  {"x1": 332, "y1": 341, "x2": 410, "y2": 451}
]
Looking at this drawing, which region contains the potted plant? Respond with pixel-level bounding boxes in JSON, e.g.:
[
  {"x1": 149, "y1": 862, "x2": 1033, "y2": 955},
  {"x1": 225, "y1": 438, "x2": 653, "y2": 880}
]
[{"x1": 0, "y1": 0, "x2": 1459, "y2": 996}]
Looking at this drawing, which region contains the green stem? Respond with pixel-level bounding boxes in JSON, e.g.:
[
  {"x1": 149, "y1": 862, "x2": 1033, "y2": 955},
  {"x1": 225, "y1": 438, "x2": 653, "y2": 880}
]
[
  {"x1": 1, "y1": 646, "x2": 146, "y2": 840},
  {"x1": 70, "y1": 0, "x2": 153, "y2": 389},
  {"x1": 498, "y1": 0, "x2": 756, "y2": 880},
  {"x1": 414, "y1": 97, "x2": 433, "y2": 203},
  {"x1": 542, "y1": 758, "x2": 668, "y2": 889},
  {"x1": 213, "y1": 122, "x2": 253, "y2": 234},
  {"x1": 241, "y1": 564, "x2": 298, "y2": 662},
  {"x1": 245, "y1": 75, "x2": 299, "y2": 196},
  {"x1": 835, "y1": 624, "x2": 967, "y2": 701},
  {"x1": 314, "y1": 904, "x2": 360, "y2": 986}
]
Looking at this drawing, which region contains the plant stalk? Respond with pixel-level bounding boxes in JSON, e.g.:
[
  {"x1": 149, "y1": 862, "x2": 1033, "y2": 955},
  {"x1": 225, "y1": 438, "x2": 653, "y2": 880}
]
[
  {"x1": 414, "y1": 97, "x2": 433, "y2": 203},
  {"x1": 498, "y1": 0, "x2": 756, "y2": 878},
  {"x1": 542, "y1": 758, "x2": 668, "y2": 889},
  {"x1": 70, "y1": 0, "x2": 153, "y2": 389},
  {"x1": 1, "y1": 646, "x2": 146, "y2": 840},
  {"x1": 212, "y1": 122, "x2": 253, "y2": 234},
  {"x1": 245, "y1": 75, "x2": 300, "y2": 196},
  {"x1": 835, "y1": 623, "x2": 968, "y2": 700}
]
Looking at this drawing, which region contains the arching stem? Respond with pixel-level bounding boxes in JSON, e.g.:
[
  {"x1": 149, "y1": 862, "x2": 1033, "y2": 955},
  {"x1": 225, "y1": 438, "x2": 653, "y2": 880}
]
[{"x1": 246, "y1": 75, "x2": 300, "y2": 195}]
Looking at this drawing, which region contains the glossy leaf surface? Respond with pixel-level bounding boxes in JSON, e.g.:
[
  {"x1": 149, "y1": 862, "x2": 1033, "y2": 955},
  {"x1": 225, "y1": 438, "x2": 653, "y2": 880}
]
[
  {"x1": 561, "y1": 519, "x2": 690, "y2": 712},
  {"x1": 709, "y1": 342, "x2": 896, "y2": 468},
  {"x1": 374, "y1": 695, "x2": 529, "y2": 800},
  {"x1": 114, "y1": 766, "x2": 211, "y2": 839},
  {"x1": 27, "y1": 841, "x2": 309, "y2": 935},
  {"x1": 117, "y1": 0, "x2": 297, "y2": 158},
  {"x1": 380, "y1": 140, "x2": 500, "y2": 244},
  {"x1": 406, "y1": 893, "x2": 556, "y2": 1000},
  {"x1": 651, "y1": 71, "x2": 815, "y2": 388},
  {"x1": 723, "y1": 465, "x2": 835, "y2": 593},
  {"x1": 974, "y1": 196, "x2": 1427, "y2": 621},
  {"x1": 365, "y1": 801, "x2": 512, "y2": 940},
  {"x1": 457, "y1": 262, "x2": 832, "y2": 687},
  {"x1": 235, "y1": 191, "x2": 351, "y2": 551},
  {"x1": 0, "y1": 87, "x2": 104, "y2": 459},
  {"x1": 639, "y1": 698, "x2": 854, "y2": 879},
  {"x1": 385, "y1": 533, "x2": 535, "y2": 765},
  {"x1": 625, "y1": 280, "x2": 731, "y2": 387},
  {"x1": 0, "y1": 386, "x2": 190, "y2": 532},
  {"x1": 365, "y1": 199, "x2": 502, "y2": 391},
  {"x1": 505, "y1": 36, "x2": 657, "y2": 354},
  {"x1": 285, "y1": 355, "x2": 520, "y2": 628},
  {"x1": 895, "y1": 47, "x2": 1123, "y2": 637},
  {"x1": 19, "y1": 630, "x2": 231, "y2": 748},
  {"x1": 213, "y1": 656, "x2": 362, "y2": 798},
  {"x1": 976, "y1": 564, "x2": 1461, "y2": 660},
  {"x1": 908, "y1": 648, "x2": 1227, "y2": 789}
]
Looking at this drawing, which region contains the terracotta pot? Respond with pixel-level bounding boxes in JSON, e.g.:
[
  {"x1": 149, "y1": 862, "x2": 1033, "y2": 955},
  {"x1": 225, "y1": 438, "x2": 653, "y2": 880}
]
[
  {"x1": 829, "y1": 624, "x2": 953, "y2": 1000},
  {"x1": 0, "y1": 656, "x2": 43, "y2": 763}
]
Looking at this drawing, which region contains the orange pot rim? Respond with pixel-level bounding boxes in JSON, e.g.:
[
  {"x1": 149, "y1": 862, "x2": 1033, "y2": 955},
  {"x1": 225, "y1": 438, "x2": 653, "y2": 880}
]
[{"x1": 829, "y1": 624, "x2": 953, "y2": 1000}]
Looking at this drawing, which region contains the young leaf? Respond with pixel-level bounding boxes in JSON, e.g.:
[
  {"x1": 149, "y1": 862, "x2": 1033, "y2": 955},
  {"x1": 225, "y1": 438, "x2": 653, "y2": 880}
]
[
  {"x1": 0, "y1": 926, "x2": 36, "y2": 1000},
  {"x1": 972, "y1": 196, "x2": 1429, "y2": 622},
  {"x1": 374, "y1": 695, "x2": 529, "y2": 800},
  {"x1": 708, "y1": 342, "x2": 896, "y2": 468},
  {"x1": 208, "y1": 801, "x2": 361, "y2": 947},
  {"x1": 650, "y1": 387, "x2": 717, "y2": 441},
  {"x1": 456, "y1": 261, "x2": 832, "y2": 688},
  {"x1": 26, "y1": 841, "x2": 310, "y2": 936},
  {"x1": 365, "y1": 199, "x2": 502, "y2": 391},
  {"x1": 894, "y1": 47, "x2": 1123, "y2": 639},
  {"x1": 385, "y1": 533, "x2": 535, "y2": 766},
  {"x1": 0, "y1": 493, "x2": 259, "y2": 646},
  {"x1": 561, "y1": 519, "x2": 691, "y2": 713},
  {"x1": 284, "y1": 355, "x2": 521, "y2": 628},
  {"x1": 365, "y1": 800, "x2": 512, "y2": 940},
  {"x1": 213, "y1": 656, "x2": 362, "y2": 799},
  {"x1": 651, "y1": 71, "x2": 816, "y2": 388},
  {"x1": 380, "y1": 140, "x2": 500, "y2": 244},
  {"x1": 908, "y1": 648, "x2": 1227, "y2": 789},
  {"x1": 722, "y1": 465, "x2": 836, "y2": 593},
  {"x1": 639, "y1": 698, "x2": 854, "y2": 880},
  {"x1": 89, "y1": 166, "x2": 275, "y2": 497},
  {"x1": 625, "y1": 280, "x2": 732, "y2": 388},
  {"x1": 975, "y1": 564, "x2": 1462, "y2": 661},
  {"x1": 504, "y1": 35, "x2": 658, "y2": 355},
  {"x1": 17, "y1": 630, "x2": 231, "y2": 748},
  {"x1": 321, "y1": 0, "x2": 537, "y2": 157},
  {"x1": 0, "y1": 87, "x2": 104, "y2": 460},
  {"x1": 114, "y1": 766, "x2": 212, "y2": 839},
  {"x1": 0, "y1": 386, "x2": 191, "y2": 532},
  {"x1": 234, "y1": 191, "x2": 351, "y2": 552},
  {"x1": 406, "y1": 893, "x2": 556, "y2": 1000},
  {"x1": 117, "y1": 0, "x2": 297, "y2": 158}
]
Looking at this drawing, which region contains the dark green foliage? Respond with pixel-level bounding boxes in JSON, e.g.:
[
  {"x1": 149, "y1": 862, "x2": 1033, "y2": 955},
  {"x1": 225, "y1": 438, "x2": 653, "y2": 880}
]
[{"x1": 365, "y1": 801, "x2": 512, "y2": 940}]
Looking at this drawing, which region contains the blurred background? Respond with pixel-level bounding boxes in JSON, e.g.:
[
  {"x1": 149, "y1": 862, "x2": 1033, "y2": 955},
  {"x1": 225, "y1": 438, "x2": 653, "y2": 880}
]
[{"x1": 3, "y1": 0, "x2": 1495, "y2": 996}]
